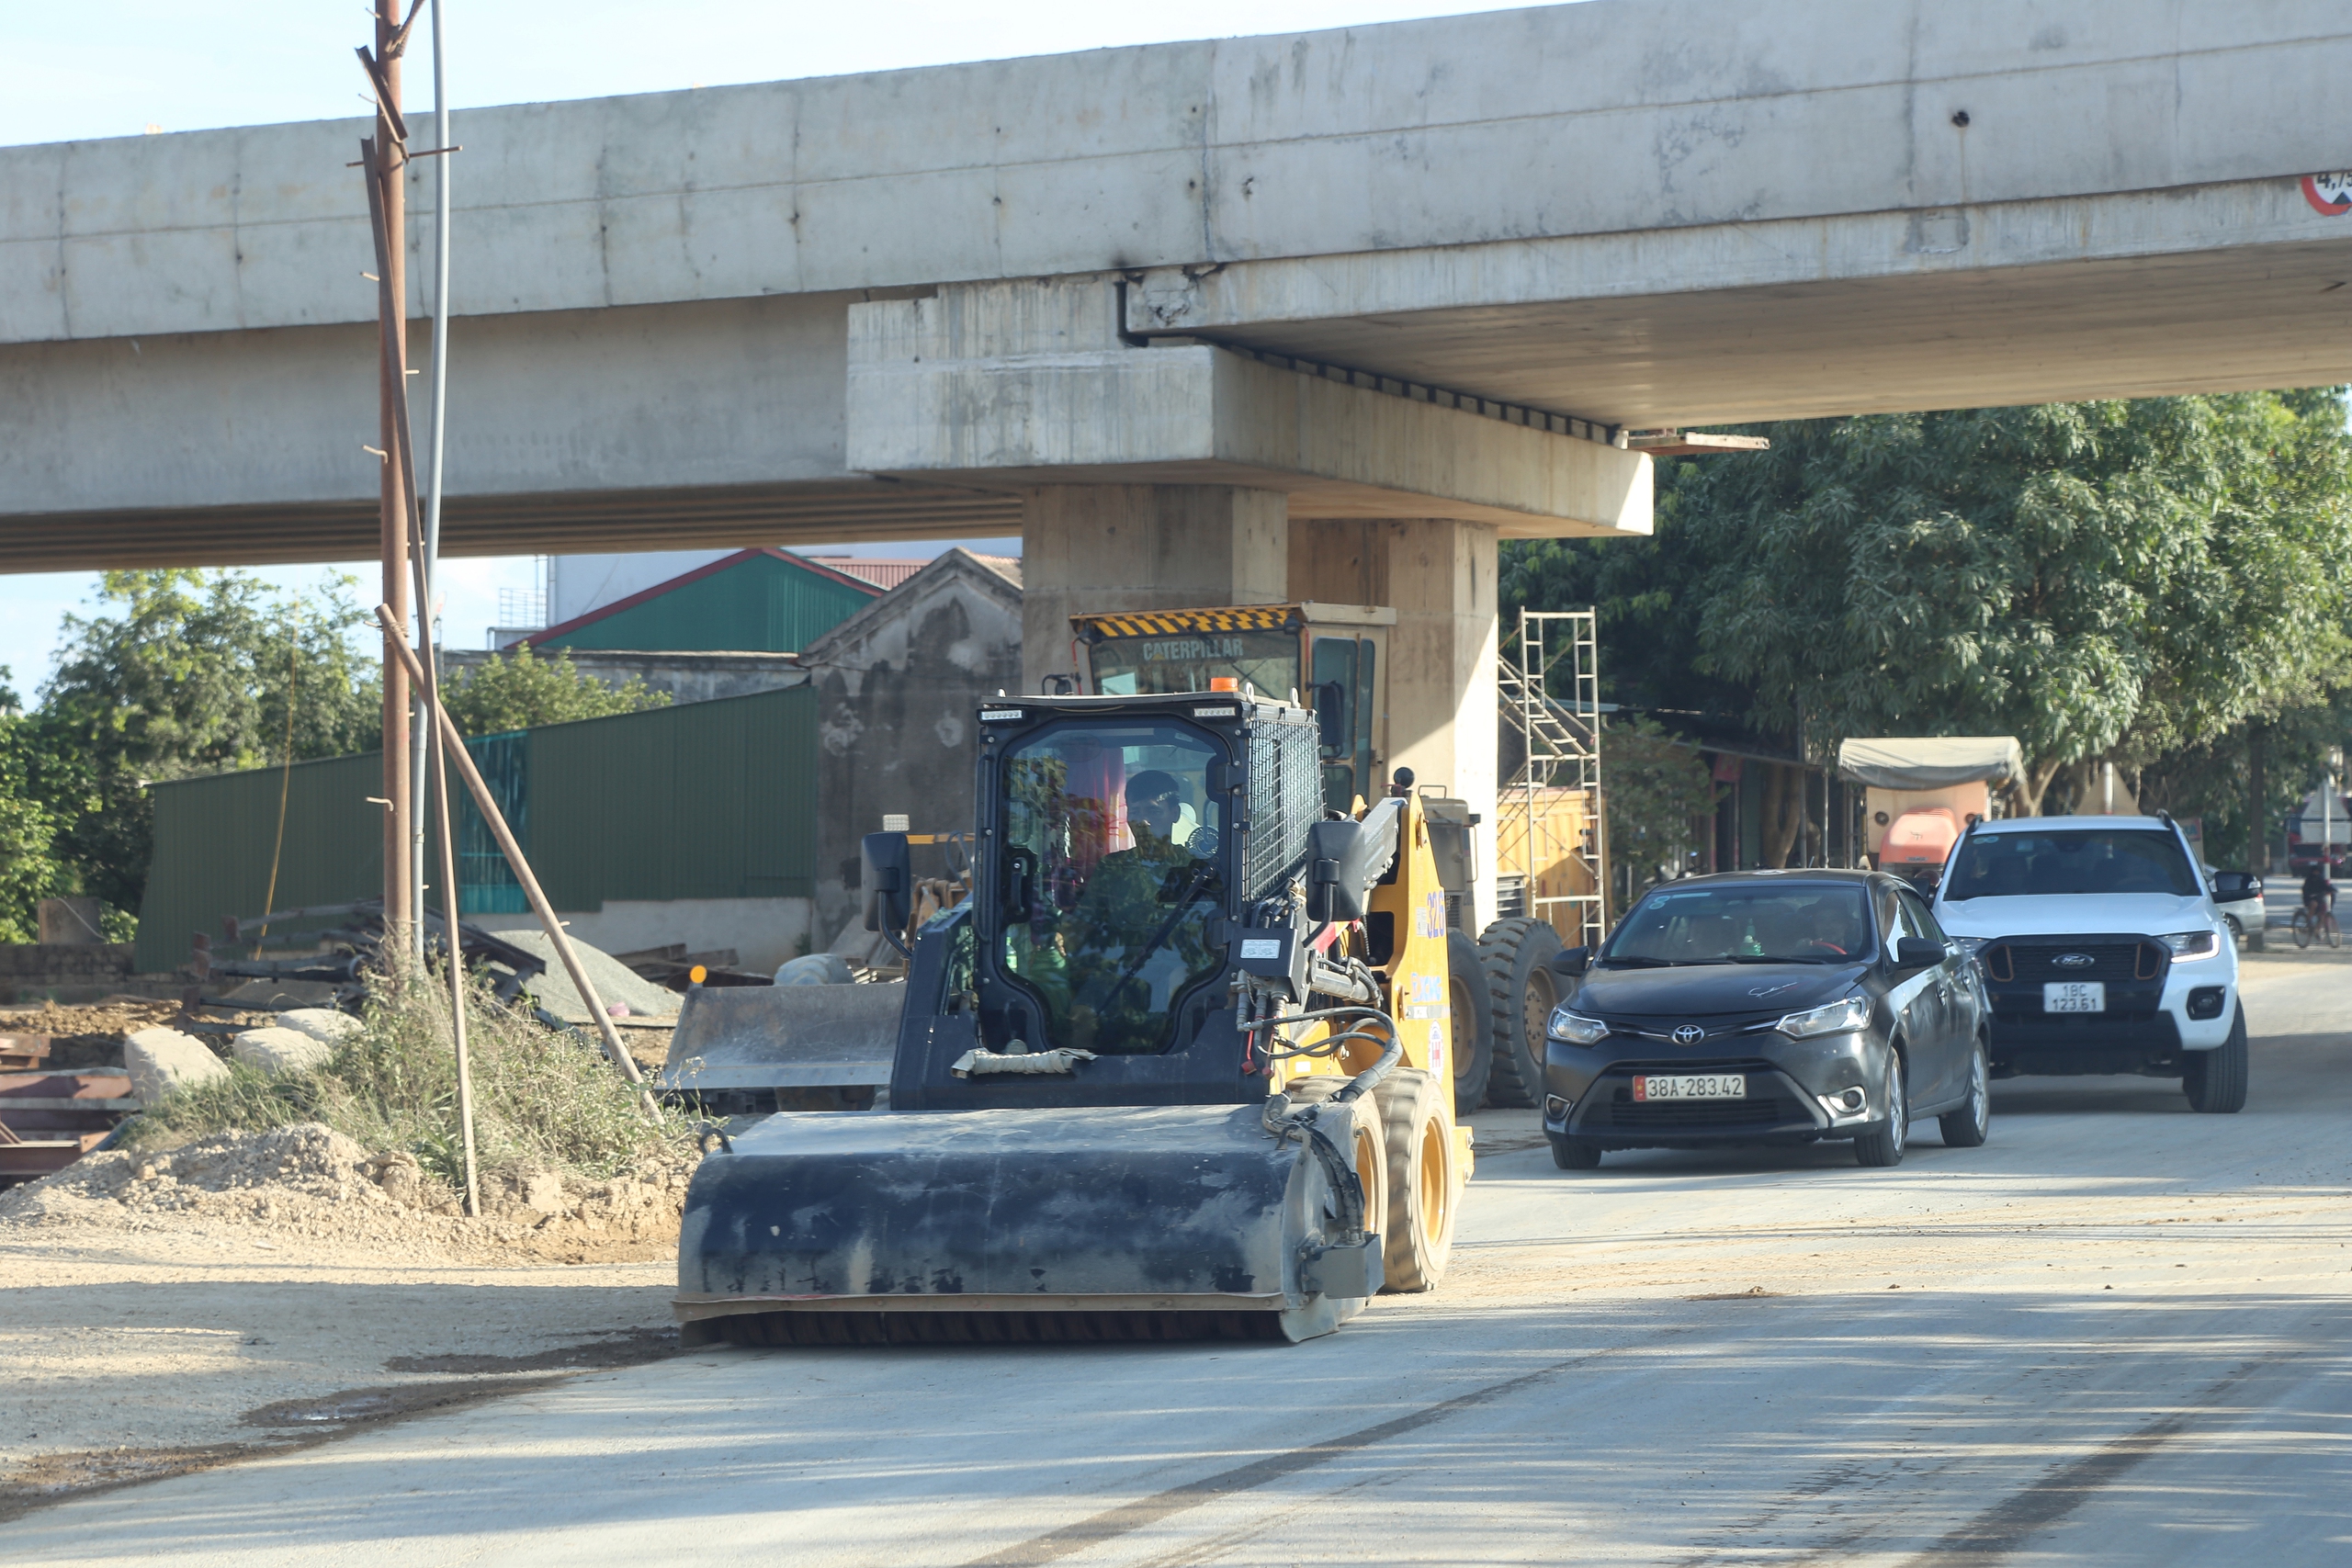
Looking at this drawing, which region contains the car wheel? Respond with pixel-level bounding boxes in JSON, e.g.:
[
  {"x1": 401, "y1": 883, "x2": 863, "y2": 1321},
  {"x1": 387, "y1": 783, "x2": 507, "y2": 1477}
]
[
  {"x1": 1852, "y1": 1053, "x2": 1907, "y2": 1168},
  {"x1": 1549, "y1": 1134, "x2": 1601, "y2": 1171},
  {"x1": 1477, "y1": 917, "x2": 1563, "y2": 1109},
  {"x1": 1444, "y1": 929, "x2": 1495, "y2": 1116},
  {"x1": 2183, "y1": 1006, "x2": 2249, "y2": 1114},
  {"x1": 2222, "y1": 913, "x2": 2244, "y2": 949},
  {"x1": 1938, "y1": 1038, "x2": 1991, "y2": 1148}
]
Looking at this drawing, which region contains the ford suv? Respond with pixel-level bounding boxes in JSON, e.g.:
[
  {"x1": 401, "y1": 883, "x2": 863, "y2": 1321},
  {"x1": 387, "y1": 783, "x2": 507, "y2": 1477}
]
[{"x1": 1931, "y1": 816, "x2": 2246, "y2": 1112}]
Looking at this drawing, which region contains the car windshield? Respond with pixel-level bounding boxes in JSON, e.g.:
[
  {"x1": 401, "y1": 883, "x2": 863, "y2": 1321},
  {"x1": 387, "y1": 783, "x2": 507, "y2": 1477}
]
[
  {"x1": 1943, "y1": 829, "x2": 2199, "y2": 899},
  {"x1": 1602, "y1": 884, "x2": 1872, "y2": 965},
  {"x1": 996, "y1": 722, "x2": 1227, "y2": 1054}
]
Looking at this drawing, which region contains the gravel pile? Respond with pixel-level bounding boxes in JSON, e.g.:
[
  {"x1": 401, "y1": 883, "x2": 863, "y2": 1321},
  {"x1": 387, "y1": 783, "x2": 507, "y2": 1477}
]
[{"x1": 0, "y1": 1123, "x2": 698, "y2": 1264}]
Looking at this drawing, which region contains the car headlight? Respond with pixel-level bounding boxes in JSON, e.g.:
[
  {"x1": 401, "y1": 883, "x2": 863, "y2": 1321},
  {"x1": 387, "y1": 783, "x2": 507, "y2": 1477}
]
[
  {"x1": 2162, "y1": 930, "x2": 2221, "y2": 961},
  {"x1": 1547, "y1": 1006, "x2": 1611, "y2": 1046},
  {"x1": 1777, "y1": 995, "x2": 1872, "y2": 1039}
]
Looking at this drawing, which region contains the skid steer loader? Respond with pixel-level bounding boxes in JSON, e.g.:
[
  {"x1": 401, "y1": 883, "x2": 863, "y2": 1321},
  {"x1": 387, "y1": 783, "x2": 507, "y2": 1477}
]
[{"x1": 675, "y1": 691, "x2": 1472, "y2": 1346}]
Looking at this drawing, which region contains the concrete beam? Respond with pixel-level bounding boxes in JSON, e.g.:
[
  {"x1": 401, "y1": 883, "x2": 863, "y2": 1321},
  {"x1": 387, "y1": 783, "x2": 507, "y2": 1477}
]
[{"x1": 847, "y1": 290, "x2": 1652, "y2": 538}]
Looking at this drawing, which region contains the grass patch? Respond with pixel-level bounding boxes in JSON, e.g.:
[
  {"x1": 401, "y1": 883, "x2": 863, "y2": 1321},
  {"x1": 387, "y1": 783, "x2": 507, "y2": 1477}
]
[{"x1": 124, "y1": 953, "x2": 693, "y2": 1186}]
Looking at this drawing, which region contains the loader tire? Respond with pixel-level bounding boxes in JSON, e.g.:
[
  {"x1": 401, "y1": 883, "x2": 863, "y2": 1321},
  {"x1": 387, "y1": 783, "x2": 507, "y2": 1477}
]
[
  {"x1": 1478, "y1": 917, "x2": 1563, "y2": 1109},
  {"x1": 1280, "y1": 1075, "x2": 1391, "y2": 1283},
  {"x1": 1445, "y1": 929, "x2": 1496, "y2": 1116},
  {"x1": 1372, "y1": 1067, "x2": 1456, "y2": 1292}
]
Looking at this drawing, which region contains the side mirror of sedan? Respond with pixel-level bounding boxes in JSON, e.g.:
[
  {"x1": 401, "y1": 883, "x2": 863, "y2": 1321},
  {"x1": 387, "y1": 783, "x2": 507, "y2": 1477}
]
[
  {"x1": 2210, "y1": 871, "x2": 2261, "y2": 902},
  {"x1": 1552, "y1": 945, "x2": 1592, "y2": 977},
  {"x1": 1894, "y1": 937, "x2": 1948, "y2": 970}
]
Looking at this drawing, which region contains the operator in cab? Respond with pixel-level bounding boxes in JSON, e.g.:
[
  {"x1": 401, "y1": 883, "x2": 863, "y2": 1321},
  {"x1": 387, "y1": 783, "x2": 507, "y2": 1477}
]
[{"x1": 1057, "y1": 769, "x2": 1222, "y2": 1052}]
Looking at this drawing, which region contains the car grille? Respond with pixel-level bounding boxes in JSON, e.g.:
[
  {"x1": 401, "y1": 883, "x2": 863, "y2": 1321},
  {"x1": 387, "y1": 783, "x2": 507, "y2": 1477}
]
[
  {"x1": 1981, "y1": 939, "x2": 2165, "y2": 985},
  {"x1": 1600, "y1": 1086, "x2": 1812, "y2": 1130}
]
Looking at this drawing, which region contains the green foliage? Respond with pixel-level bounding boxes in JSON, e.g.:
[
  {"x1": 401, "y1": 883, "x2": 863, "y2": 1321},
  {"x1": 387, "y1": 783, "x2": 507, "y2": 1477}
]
[
  {"x1": 125, "y1": 956, "x2": 691, "y2": 1186},
  {"x1": 1603, "y1": 716, "x2": 1724, "y2": 886},
  {"x1": 0, "y1": 671, "x2": 74, "y2": 942},
  {"x1": 29, "y1": 570, "x2": 383, "y2": 913},
  {"x1": 1506, "y1": 392, "x2": 2352, "y2": 822},
  {"x1": 441, "y1": 643, "x2": 669, "y2": 738}
]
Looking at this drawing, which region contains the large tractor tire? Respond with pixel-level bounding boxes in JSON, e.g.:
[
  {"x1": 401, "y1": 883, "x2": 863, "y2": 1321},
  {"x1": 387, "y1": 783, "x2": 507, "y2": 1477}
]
[
  {"x1": 1371, "y1": 1067, "x2": 1456, "y2": 1292},
  {"x1": 1478, "y1": 917, "x2": 1564, "y2": 1109},
  {"x1": 1444, "y1": 929, "x2": 1495, "y2": 1116}
]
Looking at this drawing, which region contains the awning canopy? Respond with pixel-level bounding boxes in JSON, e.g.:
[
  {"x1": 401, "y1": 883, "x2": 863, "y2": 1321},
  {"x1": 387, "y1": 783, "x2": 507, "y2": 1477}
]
[{"x1": 1836, "y1": 736, "x2": 2023, "y2": 790}]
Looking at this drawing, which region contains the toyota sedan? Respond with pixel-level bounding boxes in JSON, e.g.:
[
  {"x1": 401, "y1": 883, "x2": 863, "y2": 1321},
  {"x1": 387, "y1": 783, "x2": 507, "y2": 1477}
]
[{"x1": 1539, "y1": 870, "x2": 1990, "y2": 1170}]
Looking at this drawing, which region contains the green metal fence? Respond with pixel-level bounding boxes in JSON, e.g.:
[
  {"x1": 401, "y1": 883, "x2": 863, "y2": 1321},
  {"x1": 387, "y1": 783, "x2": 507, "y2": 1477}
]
[{"x1": 136, "y1": 685, "x2": 819, "y2": 973}]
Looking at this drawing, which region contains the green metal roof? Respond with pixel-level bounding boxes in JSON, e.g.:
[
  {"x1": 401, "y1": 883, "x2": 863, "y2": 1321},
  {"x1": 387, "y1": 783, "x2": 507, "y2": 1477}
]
[{"x1": 528, "y1": 549, "x2": 880, "y2": 653}]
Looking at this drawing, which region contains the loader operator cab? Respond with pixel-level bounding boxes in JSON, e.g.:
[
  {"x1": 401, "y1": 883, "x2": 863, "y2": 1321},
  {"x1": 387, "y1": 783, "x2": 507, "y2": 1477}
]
[
  {"x1": 1070, "y1": 603, "x2": 1393, "y2": 816},
  {"x1": 996, "y1": 720, "x2": 1230, "y2": 1055}
]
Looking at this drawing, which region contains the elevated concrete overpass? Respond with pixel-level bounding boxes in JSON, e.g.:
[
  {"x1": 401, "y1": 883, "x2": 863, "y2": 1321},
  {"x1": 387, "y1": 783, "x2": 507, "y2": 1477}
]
[
  {"x1": 6, "y1": 0, "x2": 2350, "y2": 911},
  {"x1": 6, "y1": 0, "x2": 2349, "y2": 571}
]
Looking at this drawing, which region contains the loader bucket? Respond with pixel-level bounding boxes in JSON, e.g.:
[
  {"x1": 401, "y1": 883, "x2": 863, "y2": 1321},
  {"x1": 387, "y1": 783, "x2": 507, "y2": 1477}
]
[
  {"x1": 658, "y1": 983, "x2": 906, "y2": 1096},
  {"x1": 674, "y1": 1102, "x2": 1380, "y2": 1346}
]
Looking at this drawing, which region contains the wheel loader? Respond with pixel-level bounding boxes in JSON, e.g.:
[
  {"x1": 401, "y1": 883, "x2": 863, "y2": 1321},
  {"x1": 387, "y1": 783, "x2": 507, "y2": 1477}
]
[{"x1": 675, "y1": 690, "x2": 1474, "y2": 1346}]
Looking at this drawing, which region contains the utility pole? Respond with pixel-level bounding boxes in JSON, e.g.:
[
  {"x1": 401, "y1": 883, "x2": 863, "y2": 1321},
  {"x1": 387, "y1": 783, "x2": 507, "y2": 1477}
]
[{"x1": 370, "y1": 0, "x2": 415, "y2": 942}]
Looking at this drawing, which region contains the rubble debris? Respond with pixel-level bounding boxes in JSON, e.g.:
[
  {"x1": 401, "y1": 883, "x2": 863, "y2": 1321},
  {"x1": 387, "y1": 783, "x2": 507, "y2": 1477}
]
[
  {"x1": 492, "y1": 931, "x2": 679, "y2": 1025},
  {"x1": 123, "y1": 1028, "x2": 230, "y2": 1104}
]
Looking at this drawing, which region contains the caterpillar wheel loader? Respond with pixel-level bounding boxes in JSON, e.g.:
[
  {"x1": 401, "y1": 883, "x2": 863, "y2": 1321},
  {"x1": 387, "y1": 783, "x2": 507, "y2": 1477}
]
[{"x1": 675, "y1": 691, "x2": 1474, "y2": 1347}]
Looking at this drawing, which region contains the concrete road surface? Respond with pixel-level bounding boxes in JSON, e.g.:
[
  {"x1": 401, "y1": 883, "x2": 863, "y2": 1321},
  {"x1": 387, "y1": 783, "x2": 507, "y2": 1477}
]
[{"x1": 7, "y1": 956, "x2": 2346, "y2": 1566}]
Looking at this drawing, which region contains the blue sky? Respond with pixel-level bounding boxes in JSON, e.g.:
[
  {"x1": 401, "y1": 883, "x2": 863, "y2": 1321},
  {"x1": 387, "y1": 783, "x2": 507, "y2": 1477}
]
[{"x1": 1, "y1": 0, "x2": 1527, "y2": 693}]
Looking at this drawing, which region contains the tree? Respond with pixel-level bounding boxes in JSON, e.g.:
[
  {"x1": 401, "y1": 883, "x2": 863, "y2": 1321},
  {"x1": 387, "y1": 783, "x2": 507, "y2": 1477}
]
[
  {"x1": 440, "y1": 644, "x2": 669, "y2": 737},
  {"x1": 1603, "y1": 717, "x2": 1723, "y2": 892},
  {"x1": 30, "y1": 570, "x2": 383, "y2": 915},
  {"x1": 0, "y1": 671, "x2": 76, "y2": 942}
]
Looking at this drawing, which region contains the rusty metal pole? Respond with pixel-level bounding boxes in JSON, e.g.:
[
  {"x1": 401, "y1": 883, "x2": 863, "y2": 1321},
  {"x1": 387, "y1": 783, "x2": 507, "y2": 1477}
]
[{"x1": 375, "y1": 0, "x2": 413, "y2": 948}]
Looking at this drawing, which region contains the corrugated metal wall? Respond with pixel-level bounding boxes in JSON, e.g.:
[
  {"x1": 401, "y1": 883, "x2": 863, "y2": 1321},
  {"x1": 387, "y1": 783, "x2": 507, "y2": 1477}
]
[
  {"x1": 136, "y1": 751, "x2": 386, "y2": 972},
  {"x1": 537, "y1": 555, "x2": 876, "y2": 653},
  {"x1": 136, "y1": 686, "x2": 818, "y2": 972}
]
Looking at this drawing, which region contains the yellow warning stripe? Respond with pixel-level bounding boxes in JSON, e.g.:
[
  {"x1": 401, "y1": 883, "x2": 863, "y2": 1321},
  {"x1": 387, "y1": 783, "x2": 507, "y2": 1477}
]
[{"x1": 1076, "y1": 604, "x2": 1300, "y2": 638}]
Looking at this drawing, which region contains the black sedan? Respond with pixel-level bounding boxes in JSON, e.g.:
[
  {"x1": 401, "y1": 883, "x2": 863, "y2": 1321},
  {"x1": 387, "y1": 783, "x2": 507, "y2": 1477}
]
[{"x1": 1539, "y1": 870, "x2": 1991, "y2": 1170}]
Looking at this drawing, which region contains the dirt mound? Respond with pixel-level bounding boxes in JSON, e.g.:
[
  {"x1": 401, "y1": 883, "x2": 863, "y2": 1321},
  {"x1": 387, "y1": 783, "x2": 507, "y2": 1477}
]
[{"x1": 0, "y1": 1122, "x2": 698, "y2": 1265}]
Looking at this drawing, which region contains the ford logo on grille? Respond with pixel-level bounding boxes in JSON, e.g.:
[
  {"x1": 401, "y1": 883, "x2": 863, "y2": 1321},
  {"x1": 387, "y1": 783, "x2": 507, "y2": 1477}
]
[
  {"x1": 1671, "y1": 1025, "x2": 1706, "y2": 1046},
  {"x1": 2053, "y1": 953, "x2": 2096, "y2": 968}
]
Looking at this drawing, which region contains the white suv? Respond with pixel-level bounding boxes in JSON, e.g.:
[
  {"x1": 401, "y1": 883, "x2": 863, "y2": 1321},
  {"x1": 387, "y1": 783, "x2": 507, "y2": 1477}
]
[{"x1": 1931, "y1": 815, "x2": 2245, "y2": 1113}]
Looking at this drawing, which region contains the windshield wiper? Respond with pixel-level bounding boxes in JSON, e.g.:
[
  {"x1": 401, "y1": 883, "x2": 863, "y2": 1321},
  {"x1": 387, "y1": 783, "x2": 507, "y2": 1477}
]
[
  {"x1": 1727, "y1": 954, "x2": 1839, "y2": 964},
  {"x1": 1597, "y1": 955, "x2": 1688, "y2": 968}
]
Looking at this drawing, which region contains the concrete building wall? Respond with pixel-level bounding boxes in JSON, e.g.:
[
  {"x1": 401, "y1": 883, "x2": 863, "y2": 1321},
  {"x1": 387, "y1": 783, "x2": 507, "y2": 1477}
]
[{"x1": 799, "y1": 550, "x2": 1024, "y2": 945}]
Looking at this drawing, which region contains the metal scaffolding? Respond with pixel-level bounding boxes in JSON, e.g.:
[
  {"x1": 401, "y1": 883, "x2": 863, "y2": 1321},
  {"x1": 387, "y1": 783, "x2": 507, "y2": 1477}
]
[{"x1": 1496, "y1": 608, "x2": 1607, "y2": 947}]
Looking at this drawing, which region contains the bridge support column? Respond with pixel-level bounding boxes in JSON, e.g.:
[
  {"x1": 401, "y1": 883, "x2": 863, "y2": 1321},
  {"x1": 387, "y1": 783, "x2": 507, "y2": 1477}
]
[
  {"x1": 1293, "y1": 518, "x2": 1500, "y2": 931},
  {"x1": 1021, "y1": 484, "x2": 1289, "y2": 694}
]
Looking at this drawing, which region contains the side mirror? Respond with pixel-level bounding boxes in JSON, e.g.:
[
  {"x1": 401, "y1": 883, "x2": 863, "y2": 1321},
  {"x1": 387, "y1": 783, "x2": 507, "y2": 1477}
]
[
  {"x1": 1304, "y1": 798, "x2": 1403, "y2": 922},
  {"x1": 2210, "y1": 871, "x2": 2260, "y2": 902},
  {"x1": 862, "y1": 831, "x2": 912, "y2": 934},
  {"x1": 1894, "y1": 937, "x2": 1948, "y2": 970},
  {"x1": 1552, "y1": 945, "x2": 1592, "y2": 977}
]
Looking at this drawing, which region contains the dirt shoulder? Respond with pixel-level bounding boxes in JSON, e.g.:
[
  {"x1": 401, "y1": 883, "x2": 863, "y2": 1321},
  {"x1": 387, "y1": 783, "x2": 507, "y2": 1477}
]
[{"x1": 0, "y1": 1123, "x2": 703, "y2": 1517}]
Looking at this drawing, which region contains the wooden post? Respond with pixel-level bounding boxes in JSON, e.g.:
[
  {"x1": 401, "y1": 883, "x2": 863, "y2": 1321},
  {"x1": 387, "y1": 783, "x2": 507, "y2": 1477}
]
[{"x1": 376, "y1": 608, "x2": 656, "y2": 1116}]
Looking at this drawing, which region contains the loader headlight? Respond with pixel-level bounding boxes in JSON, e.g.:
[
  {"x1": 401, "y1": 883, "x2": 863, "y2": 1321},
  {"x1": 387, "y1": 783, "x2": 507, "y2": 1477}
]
[
  {"x1": 1777, "y1": 996, "x2": 1872, "y2": 1039},
  {"x1": 1547, "y1": 1007, "x2": 1610, "y2": 1046},
  {"x1": 2161, "y1": 930, "x2": 2221, "y2": 962}
]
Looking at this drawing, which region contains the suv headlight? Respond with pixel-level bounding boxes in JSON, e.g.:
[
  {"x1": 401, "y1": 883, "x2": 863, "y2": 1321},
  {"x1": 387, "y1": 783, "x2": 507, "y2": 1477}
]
[
  {"x1": 1547, "y1": 1007, "x2": 1610, "y2": 1046},
  {"x1": 2161, "y1": 930, "x2": 2221, "y2": 961},
  {"x1": 1777, "y1": 995, "x2": 1872, "y2": 1039}
]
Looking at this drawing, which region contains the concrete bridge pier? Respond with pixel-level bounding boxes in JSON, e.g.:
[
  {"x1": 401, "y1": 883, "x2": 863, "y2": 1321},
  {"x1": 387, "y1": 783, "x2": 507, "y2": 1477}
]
[
  {"x1": 1019, "y1": 485, "x2": 1288, "y2": 694},
  {"x1": 1293, "y1": 518, "x2": 1501, "y2": 929}
]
